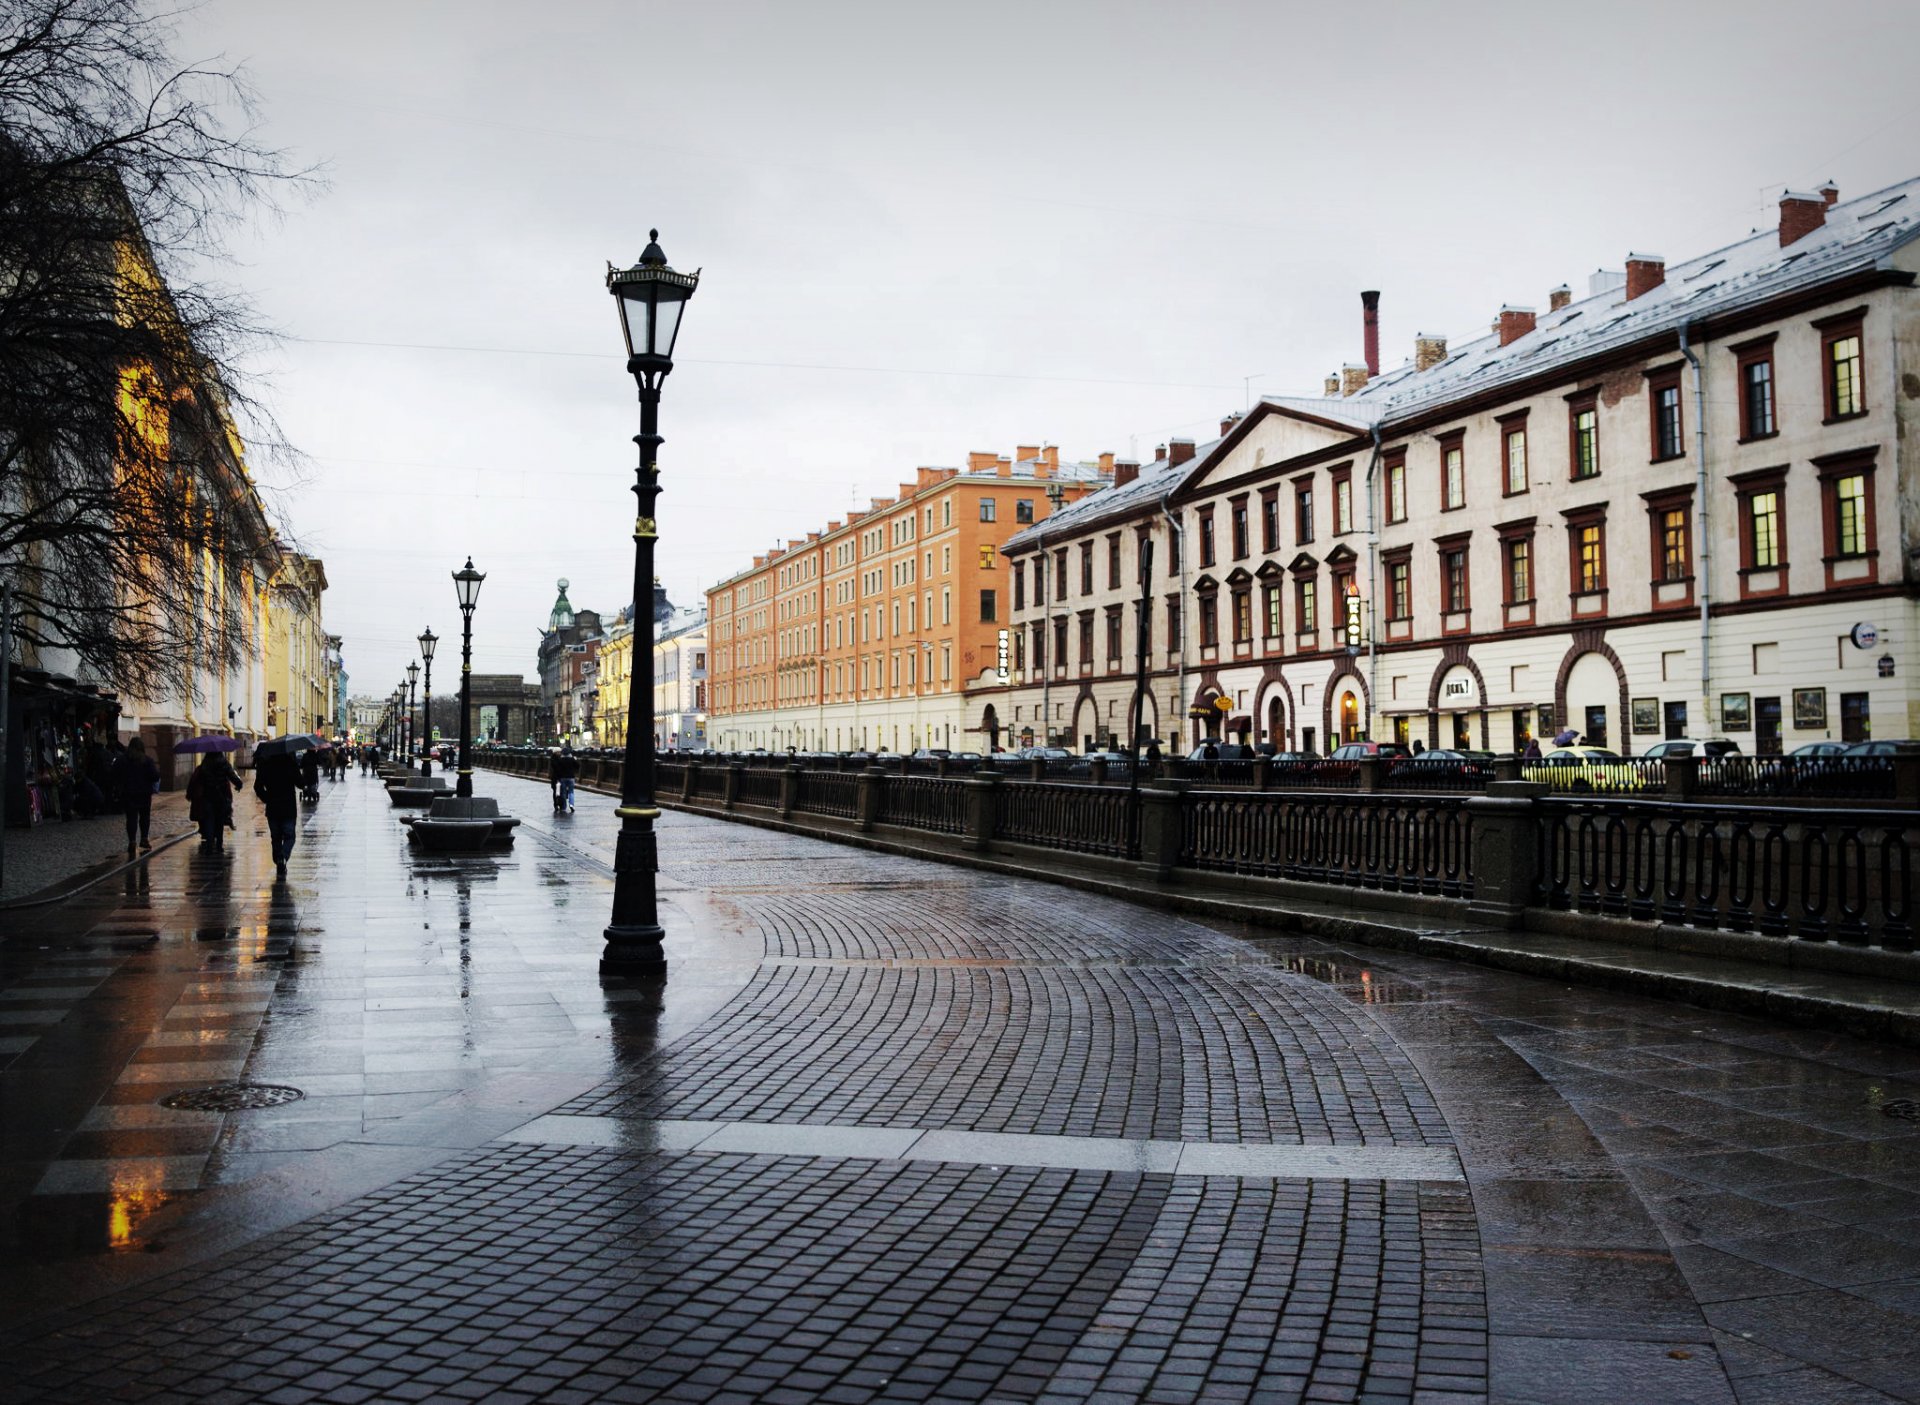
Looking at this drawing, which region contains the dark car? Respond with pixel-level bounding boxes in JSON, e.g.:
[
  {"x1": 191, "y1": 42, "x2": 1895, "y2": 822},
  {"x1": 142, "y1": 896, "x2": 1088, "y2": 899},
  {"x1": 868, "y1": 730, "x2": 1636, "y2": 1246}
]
[
  {"x1": 1316, "y1": 740, "x2": 1415, "y2": 785},
  {"x1": 1387, "y1": 748, "x2": 1492, "y2": 788},
  {"x1": 1185, "y1": 743, "x2": 1258, "y2": 762}
]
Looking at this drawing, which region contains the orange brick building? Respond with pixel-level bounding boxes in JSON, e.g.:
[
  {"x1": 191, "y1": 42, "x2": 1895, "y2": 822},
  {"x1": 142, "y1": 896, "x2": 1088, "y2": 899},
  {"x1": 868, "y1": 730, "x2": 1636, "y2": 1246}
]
[{"x1": 708, "y1": 447, "x2": 1111, "y2": 752}]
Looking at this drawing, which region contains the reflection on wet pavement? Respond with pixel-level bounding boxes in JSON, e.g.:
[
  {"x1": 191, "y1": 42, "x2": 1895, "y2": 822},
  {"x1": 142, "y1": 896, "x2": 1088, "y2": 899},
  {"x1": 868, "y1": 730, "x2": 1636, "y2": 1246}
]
[{"x1": 0, "y1": 764, "x2": 1916, "y2": 1401}]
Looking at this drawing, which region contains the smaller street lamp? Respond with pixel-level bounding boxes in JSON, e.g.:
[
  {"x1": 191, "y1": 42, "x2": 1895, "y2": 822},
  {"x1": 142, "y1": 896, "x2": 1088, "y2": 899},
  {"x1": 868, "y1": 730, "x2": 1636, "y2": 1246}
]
[
  {"x1": 406, "y1": 662, "x2": 420, "y2": 770},
  {"x1": 418, "y1": 627, "x2": 439, "y2": 771},
  {"x1": 452, "y1": 558, "x2": 485, "y2": 798}
]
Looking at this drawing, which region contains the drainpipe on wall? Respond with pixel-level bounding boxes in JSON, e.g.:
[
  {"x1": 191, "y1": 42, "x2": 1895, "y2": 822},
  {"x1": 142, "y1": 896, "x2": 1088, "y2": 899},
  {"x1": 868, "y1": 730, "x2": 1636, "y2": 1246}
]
[
  {"x1": 1161, "y1": 487, "x2": 1187, "y2": 751},
  {"x1": 1680, "y1": 323, "x2": 1711, "y2": 733},
  {"x1": 1365, "y1": 422, "x2": 1385, "y2": 741}
]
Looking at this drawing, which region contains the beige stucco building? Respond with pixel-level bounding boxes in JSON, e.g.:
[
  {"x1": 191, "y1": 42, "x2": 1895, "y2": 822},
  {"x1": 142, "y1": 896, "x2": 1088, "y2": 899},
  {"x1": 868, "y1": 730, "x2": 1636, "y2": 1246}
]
[{"x1": 992, "y1": 177, "x2": 1920, "y2": 757}]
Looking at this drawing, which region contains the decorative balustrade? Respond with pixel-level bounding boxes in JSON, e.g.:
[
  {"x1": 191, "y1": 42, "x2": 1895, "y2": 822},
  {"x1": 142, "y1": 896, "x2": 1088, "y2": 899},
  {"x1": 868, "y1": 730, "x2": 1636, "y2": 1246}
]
[
  {"x1": 465, "y1": 752, "x2": 1919, "y2": 963},
  {"x1": 736, "y1": 768, "x2": 783, "y2": 808},
  {"x1": 798, "y1": 771, "x2": 861, "y2": 821},
  {"x1": 1181, "y1": 791, "x2": 1473, "y2": 898},
  {"x1": 877, "y1": 775, "x2": 967, "y2": 835},
  {"x1": 1535, "y1": 798, "x2": 1916, "y2": 951},
  {"x1": 995, "y1": 781, "x2": 1136, "y2": 858}
]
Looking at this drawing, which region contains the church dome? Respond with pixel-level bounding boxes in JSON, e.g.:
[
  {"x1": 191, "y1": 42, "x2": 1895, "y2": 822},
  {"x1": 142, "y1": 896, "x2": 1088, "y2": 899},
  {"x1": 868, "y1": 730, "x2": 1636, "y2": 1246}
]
[{"x1": 547, "y1": 578, "x2": 576, "y2": 632}]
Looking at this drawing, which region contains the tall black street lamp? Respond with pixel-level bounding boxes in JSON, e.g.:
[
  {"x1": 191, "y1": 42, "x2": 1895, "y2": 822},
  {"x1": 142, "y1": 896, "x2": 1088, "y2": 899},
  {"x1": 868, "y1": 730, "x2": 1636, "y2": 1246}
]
[
  {"x1": 452, "y1": 558, "x2": 485, "y2": 798},
  {"x1": 418, "y1": 628, "x2": 438, "y2": 770},
  {"x1": 406, "y1": 662, "x2": 420, "y2": 770},
  {"x1": 602, "y1": 229, "x2": 699, "y2": 976}
]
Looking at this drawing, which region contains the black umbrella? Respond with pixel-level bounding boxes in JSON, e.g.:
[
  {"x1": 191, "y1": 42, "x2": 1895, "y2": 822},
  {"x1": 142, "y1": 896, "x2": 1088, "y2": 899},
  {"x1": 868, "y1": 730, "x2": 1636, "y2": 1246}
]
[{"x1": 254, "y1": 733, "x2": 321, "y2": 759}]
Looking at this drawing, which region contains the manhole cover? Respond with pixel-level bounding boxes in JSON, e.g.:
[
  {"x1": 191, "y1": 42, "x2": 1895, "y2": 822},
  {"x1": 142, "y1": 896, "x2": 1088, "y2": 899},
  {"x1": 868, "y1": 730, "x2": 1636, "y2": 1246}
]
[
  {"x1": 160, "y1": 1083, "x2": 304, "y2": 1112},
  {"x1": 1883, "y1": 1099, "x2": 1920, "y2": 1121}
]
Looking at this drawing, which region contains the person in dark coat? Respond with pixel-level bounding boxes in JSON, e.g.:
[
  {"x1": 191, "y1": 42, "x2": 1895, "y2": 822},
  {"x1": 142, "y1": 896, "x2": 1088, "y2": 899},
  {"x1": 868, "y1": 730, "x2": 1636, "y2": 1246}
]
[
  {"x1": 254, "y1": 750, "x2": 301, "y2": 878},
  {"x1": 187, "y1": 753, "x2": 242, "y2": 851},
  {"x1": 109, "y1": 736, "x2": 160, "y2": 856},
  {"x1": 297, "y1": 748, "x2": 320, "y2": 801}
]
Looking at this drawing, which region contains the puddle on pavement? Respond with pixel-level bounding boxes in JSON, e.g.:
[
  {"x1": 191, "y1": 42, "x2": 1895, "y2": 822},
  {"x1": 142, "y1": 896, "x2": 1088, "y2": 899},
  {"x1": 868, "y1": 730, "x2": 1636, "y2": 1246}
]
[
  {"x1": 17, "y1": 1184, "x2": 182, "y2": 1259},
  {"x1": 1236, "y1": 943, "x2": 1431, "y2": 1004}
]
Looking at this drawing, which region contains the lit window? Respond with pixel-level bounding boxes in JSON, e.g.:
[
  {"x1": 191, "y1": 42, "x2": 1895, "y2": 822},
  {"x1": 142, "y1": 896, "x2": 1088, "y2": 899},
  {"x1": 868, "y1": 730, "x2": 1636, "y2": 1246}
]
[
  {"x1": 1577, "y1": 524, "x2": 1604, "y2": 592},
  {"x1": 1334, "y1": 477, "x2": 1353, "y2": 534},
  {"x1": 1386, "y1": 460, "x2": 1407, "y2": 522},
  {"x1": 1232, "y1": 591, "x2": 1251, "y2": 643},
  {"x1": 1834, "y1": 475, "x2": 1868, "y2": 556},
  {"x1": 1442, "y1": 445, "x2": 1464, "y2": 510},
  {"x1": 1660, "y1": 508, "x2": 1689, "y2": 581},
  {"x1": 979, "y1": 544, "x2": 995, "y2": 570},
  {"x1": 1749, "y1": 491, "x2": 1780, "y2": 568},
  {"x1": 1506, "y1": 539, "x2": 1531, "y2": 602},
  {"x1": 1263, "y1": 584, "x2": 1281, "y2": 636},
  {"x1": 1829, "y1": 333, "x2": 1864, "y2": 418}
]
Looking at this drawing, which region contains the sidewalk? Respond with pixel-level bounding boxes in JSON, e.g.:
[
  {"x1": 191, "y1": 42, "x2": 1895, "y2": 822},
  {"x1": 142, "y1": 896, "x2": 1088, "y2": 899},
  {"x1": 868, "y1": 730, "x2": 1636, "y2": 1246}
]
[
  {"x1": 0, "y1": 791, "x2": 193, "y2": 904},
  {"x1": 0, "y1": 767, "x2": 1915, "y2": 1403}
]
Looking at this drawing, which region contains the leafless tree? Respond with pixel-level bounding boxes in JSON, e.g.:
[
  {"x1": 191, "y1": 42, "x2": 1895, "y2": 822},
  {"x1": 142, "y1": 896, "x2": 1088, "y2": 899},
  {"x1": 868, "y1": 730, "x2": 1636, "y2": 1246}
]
[{"x1": 0, "y1": 0, "x2": 311, "y2": 700}]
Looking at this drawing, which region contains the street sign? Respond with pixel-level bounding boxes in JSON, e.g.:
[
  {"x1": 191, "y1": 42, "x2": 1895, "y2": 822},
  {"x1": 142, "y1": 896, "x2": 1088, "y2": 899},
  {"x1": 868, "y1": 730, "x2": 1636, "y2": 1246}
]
[{"x1": 1851, "y1": 622, "x2": 1880, "y2": 650}]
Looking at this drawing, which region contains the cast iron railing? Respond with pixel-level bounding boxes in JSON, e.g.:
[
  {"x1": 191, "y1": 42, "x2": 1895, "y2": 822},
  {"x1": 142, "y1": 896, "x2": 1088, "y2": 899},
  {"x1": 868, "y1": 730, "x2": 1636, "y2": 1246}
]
[
  {"x1": 1535, "y1": 798, "x2": 1916, "y2": 950},
  {"x1": 877, "y1": 775, "x2": 967, "y2": 835},
  {"x1": 996, "y1": 780, "x2": 1136, "y2": 858},
  {"x1": 737, "y1": 768, "x2": 782, "y2": 808},
  {"x1": 798, "y1": 771, "x2": 860, "y2": 821},
  {"x1": 1181, "y1": 790, "x2": 1474, "y2": 898}
]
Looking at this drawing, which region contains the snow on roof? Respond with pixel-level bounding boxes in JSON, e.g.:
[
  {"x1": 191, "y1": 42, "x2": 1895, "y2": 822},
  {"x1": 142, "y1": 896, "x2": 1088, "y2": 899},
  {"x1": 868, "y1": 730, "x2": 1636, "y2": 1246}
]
[
  {"x1": 1002, "y1": 439, "x2": 1222, "y2": 553},
  {"x1": 1346, "y1": 174, "x2": 1920, "y2": 426}
]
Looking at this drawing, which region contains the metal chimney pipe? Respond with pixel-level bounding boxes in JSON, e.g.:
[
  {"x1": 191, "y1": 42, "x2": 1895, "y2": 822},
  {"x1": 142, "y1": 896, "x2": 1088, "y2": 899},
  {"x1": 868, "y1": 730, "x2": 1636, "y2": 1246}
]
[{"x1": 1361, "y1": 290, "x2": 1381, "y2": 377}]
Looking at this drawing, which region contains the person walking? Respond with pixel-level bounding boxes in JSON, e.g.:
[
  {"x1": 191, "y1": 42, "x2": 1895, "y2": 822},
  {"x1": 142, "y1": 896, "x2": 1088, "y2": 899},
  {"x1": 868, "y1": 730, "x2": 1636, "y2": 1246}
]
[
  {"x1": 549, "y1": 743, "x2": 579, "y2": 813},
  {"x1": 254, "y1": 748, "x2": 300, "y2": 878},
  {"x1": 110, "y1": 736, "x2": 160, "y2": 856},
  {"x1": 297, "y1": 747, "x2": 320, "y2": 803},
  {"x1": 186, "y1": 752, "x2": 242, "y2": 851}
]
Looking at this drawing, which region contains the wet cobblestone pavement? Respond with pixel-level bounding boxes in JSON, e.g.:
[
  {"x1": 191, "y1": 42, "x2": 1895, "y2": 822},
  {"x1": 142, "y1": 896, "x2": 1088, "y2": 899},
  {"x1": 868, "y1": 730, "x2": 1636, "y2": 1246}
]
[{"x1": 1, "y1": 769, "x2": 1916, "y2": 1402}]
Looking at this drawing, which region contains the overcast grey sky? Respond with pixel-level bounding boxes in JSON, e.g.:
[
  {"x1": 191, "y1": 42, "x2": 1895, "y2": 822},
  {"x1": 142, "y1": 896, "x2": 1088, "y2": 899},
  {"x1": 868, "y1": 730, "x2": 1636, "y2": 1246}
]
[{"x1": 175, "y1": 0, "x2": 1920, "y2": 697}]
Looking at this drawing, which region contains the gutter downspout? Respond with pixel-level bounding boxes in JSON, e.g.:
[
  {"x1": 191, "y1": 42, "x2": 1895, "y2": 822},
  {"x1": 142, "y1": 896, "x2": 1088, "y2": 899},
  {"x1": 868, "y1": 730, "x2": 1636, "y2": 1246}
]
[
  {"x1": 1161, "y1": 485, "x2": 1187, "y2": 751},
  {"x1": 1680, "y1": 322, "x2": 1711, "y2": 733},
  {"x1": 1364, "y1": 422, "x2": 1385, "y2": 742}
]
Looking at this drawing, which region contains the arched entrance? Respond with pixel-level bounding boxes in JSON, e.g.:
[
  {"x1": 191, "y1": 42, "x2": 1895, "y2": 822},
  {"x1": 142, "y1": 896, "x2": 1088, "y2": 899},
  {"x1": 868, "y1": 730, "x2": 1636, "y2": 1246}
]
[
  {"x1": 981, "y1": 704, "x2": 1000, "y2": 752},
  {"x1": 1434, "y1": 663, "x2": 1484, "y2": 750},
  {"x1": 1564, "y1": 651, "x2": 1622, "y2": 749},
  {"x1": 1337, "y1": 688, "x2": 1361, "y2": 744}
]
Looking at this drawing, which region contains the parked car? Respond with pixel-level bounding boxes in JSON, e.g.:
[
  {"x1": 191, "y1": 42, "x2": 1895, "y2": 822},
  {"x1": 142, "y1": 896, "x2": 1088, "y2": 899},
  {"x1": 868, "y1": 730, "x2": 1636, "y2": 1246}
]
[
  {"x1": 1387, "y1": 748, "x2": 1493, "y2": 787},
  {"x1": 1185, "y1": 743, "x2": 1258, "y2": 762},
  {"x1": 1522, "y1": 746, "x2": 1650, "y2": 792},
  {"x1": 1789, "y1": 742, "x2": 1849, "y2": 758},
  {"x1": 1641, "y1": 738, "x2": 1741, "y2": 759},
  {"x1": 1314, "y1": 740, "x2": 1414, "y2": 784},
  {"x1": 1843, "y1": 739, "x2": 1920, "y2": 756}
]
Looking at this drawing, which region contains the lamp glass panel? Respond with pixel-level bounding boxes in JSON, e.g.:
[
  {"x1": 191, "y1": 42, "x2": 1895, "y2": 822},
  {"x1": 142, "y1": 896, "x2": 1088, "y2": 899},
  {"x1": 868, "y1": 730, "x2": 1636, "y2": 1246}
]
[
  {"x1": 620, "y1": 288, "x2": 656, "y2": 356},
  {"x1": 653, "y1": 296, "x2": 684, "y2": 359}
]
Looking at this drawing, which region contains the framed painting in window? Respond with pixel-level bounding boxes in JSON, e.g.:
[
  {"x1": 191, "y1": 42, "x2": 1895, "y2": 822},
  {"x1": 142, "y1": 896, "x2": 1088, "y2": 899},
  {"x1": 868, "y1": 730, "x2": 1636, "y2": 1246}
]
[
  {"x1": 1793, "y1": 688, "x2": 1827, "y2": 729},
  {"x1": 1630, "y1": 698, "x2": 1660, "y2": 734},
  {"x1": 1720, "y1": 693, "x2": 1751, "y2": 732}
]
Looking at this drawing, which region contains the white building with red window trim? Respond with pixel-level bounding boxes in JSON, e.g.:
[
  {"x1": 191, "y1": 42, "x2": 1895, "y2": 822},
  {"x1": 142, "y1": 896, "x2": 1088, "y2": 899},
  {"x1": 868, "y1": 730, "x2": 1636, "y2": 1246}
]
[{"x1": 994, "y1": 175, "x2": 1920, "y2": 756}]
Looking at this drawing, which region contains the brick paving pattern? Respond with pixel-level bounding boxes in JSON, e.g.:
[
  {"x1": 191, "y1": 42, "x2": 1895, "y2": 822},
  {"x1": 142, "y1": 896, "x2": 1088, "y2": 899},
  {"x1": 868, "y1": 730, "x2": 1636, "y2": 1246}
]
[{"x1": 1, "y1": 768, "x2": 1917, "y2": 1400}]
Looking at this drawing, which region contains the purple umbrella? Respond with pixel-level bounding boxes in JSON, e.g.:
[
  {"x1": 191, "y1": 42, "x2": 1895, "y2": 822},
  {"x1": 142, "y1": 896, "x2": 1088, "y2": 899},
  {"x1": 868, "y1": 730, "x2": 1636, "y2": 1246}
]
[
  {"x1": 1553, "y1": 728, "x2": 1578, "y2": 746},
  {"x1": 174, "y1": 734, "x2": 242, "y2": 753}
]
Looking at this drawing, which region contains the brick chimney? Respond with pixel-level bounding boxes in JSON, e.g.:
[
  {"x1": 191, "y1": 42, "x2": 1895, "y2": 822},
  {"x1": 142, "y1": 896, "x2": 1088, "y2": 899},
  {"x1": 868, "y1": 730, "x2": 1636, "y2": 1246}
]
[
  {"x1": 1098, "y1": 451, "x2": 1114, "y2": 473},
  {"x1": 1041, "y1": 445, "x2": 1059, "y2": 470},
  {"x1": 1779, "y1": 190, "x2": 1827, "y2": 246},
  {"x1": 1220, "y1": 412, "x2": 1242, "y2": 437},
  {"x1": 1112, "y1": 460, "x2": 1140, "y2": 488},
  {"x1": 967, "y1": 451, "x2": 998, "y2": 473},
  {"x1": 1496, "y1": 306, "x2": 1536, "y2": 347},
  {"x1": 1340, "y1": 363, "x2": 1369, "y2": 397},
  {"x1": 1154, "y1": 443, "x2": 1167, "y2": 462},
  {"x1": 1413, "y1": 333, "x2": 1448, "y2": 372},
  {"x1": 1361, "y1": 290, "x2": 1381, "y2": 377},
  {"x1": 1819, "y1": 181, "x2": 1840, "y2": 206},
  {"x1": 1547, "y1": 284, "x2": 1572, "y2": 312},
  {"x1": 1324, "y1": 373, "x2": 1340, "y2": 397},
  {"x1": 1168, "y1": 438, "x2": 1196, "y2": 466},
  {"x1": 1624, "y1": 253, "x2": 1665, "y2": 300}
]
